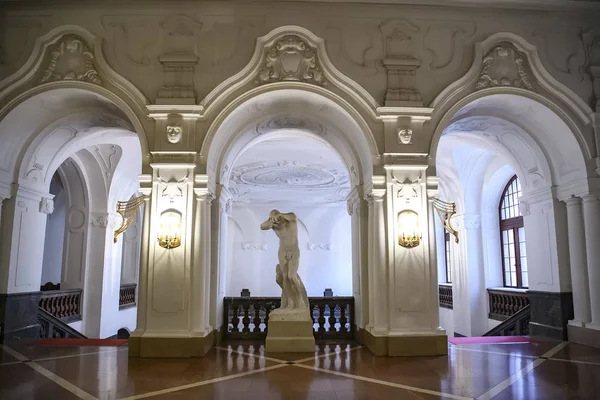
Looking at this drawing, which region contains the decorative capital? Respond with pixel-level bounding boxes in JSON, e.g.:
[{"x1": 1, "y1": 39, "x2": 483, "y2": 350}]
[
  {"x1": 257, "y1": 35, "x2": 326, "y2": 86},
  {"x1": 39, "y1": 197, "x2": 54, "y2": 214},
  {"x1": 520, "y1": 199, "x2": 531, "y2": 217},
  {"x1": 463, "y1": 214, "x2": 481, "y2": 230},
  {"x1": 41, "y1": 35, "x2": 101, "y2": 85},
  {"x1": 91, "y1": 212, "x2": 110, "y2": 228}
]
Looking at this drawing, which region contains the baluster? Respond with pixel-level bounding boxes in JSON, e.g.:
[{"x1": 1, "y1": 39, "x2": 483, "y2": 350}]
[
  {"x1": 318, "y1": 303, "x2": 326, "y2": 333},
  {"x1": 311, "y1": 304, "x2": 319, "y2": 332},
  {"x1": 59, "y1": 296, "x2": 66, "y2": 318},
  {"x1": 242, "y1": 303, "x2": 251, "y2": 333},
  {"x1": 231, "y1": 304, "x2": 240, "y2": 333},
  {"x1": 253, "y1": 303, "x2": 262, "y2": 333},
  {"x1": 328, "y1": 304, "x2": 337, "y2": 333},
  {"x1": 66, "y1": 295, "x2": 72, "y2": 317},
  {"x1": 339, "y1": 303, "x2": 348, "y2": 333}
]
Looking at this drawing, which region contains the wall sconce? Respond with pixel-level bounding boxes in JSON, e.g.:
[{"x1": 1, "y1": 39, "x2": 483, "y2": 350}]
[
  {"x1": 397, "y1": 210, "x2": 421, "y2": 248},
  {"x1": 157, "y1": 209, "x2": 182, "y2": 249}
]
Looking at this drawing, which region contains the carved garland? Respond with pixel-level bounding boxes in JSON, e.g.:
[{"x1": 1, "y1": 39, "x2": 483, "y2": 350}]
[{"x1": 41, "y1": 35, "x2": 102, "y2": 85}]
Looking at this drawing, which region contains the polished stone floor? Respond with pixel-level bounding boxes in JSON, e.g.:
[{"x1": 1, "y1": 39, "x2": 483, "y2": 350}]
[{"x1": 1, "y1": 339, "x2": 599, "y2": 399}]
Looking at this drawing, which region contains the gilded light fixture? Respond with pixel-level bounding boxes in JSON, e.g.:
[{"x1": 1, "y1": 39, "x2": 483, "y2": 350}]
[
  {"x1": 397, "y1": 209, "x2": 421, "y2": 248},
  {"x1": 113, "y1": 195, "x2": 148, "y2": 243},
  {"x1": 157, "y1": 209, "x2": 182, "y2": 249},
  {"x1": 432, "y1": 197, "x2": 459, "y2": 243}
]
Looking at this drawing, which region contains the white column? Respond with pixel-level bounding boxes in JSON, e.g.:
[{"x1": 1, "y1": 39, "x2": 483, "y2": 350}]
[
  {"x1": 565, "y1": 195, "x2": 591, "y2": 326},
  {"x1": 582, "y1": 194, "x2": 600, "y2": 329},
  {"x1": 367, "y1": 190, "x2": 388, "y2": 333},
  {"x1": 209, "y1": 187, "x2": 230, "y2": 331},
  {"x1": 190, "y1": 189, "x2": 212, "y2": 336},
  {"x1": 134, "y1": 196, "x2": 151, "y2": 334},
  {"x1": 427, "y1": 198, "x2": 440, "y2": 330},
  {"x1": 347, "y1": 192, "x2": 363, "y2": 328}
]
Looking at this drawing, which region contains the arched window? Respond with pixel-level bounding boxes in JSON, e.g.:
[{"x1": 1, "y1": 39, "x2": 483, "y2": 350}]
[
  {"x1": 444, "y1": 231, "x2": 452, "y2": 283},
  {"x1": 499, "y1": 176, "x2": 527, "y2": 288}
]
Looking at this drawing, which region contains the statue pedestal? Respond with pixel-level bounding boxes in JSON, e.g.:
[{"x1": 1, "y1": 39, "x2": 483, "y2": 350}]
[{"x1": 265, "y1": 308, "x2": 315, "y2": 353}]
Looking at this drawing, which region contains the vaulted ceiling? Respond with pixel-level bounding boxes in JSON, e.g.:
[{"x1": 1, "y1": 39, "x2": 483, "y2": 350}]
[{"x1": 229, "y1": 129, "x2": 350, "y2": 205}]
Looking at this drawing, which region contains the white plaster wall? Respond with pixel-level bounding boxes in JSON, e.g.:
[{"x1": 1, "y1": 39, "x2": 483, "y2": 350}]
[
  {"x1": 439, "y1": 307, "x2": 454, "y2": 338},
  {"x1": 41, "y1": 185, "x2": 67, "y2": 285},
  {"x1": 116, "y1": 307, "x2": 137, "y2": 336},
  {"x1": 225, "y1": 203, "x2": 352, "y2": 297}
]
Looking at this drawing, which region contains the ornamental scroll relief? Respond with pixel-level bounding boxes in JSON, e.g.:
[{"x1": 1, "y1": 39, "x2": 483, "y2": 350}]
[
  {"x1": 475, "y1": 43, "x2": 534, "y2": 91},
  {"x1": 41, "y1": 35, "x2": 102, "y2": 85},
  {"x1": 257, "y1": 35, "x2": 327, "y2": 86}
]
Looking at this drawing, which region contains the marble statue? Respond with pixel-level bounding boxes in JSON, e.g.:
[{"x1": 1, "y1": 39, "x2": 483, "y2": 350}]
[{"x1": 260, "y1": 210, "x2": 309, "y2": 313}]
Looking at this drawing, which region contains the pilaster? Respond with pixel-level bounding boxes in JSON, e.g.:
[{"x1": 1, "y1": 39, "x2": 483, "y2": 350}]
[
  {"x1": 564, "y1": 195, "x2": 591, "y2": 327},
  {"x1": 362, "y1": 163, "x2": 446, "y2": 357},
  {"x1": 582, "y1": 193, "x2": 600, "y2": 330}
]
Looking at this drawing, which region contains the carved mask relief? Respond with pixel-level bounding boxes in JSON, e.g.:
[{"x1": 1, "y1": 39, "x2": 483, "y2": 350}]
[
  {"x1": 166, "y1": 124, "x2": 183, "y2": 144},
  {"x1": 398, "y1": 128, "x2": 413, "y2": 145}
]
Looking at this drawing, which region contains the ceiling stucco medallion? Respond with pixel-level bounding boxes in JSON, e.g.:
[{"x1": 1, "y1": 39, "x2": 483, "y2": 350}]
[{"x1": 230, "y1": 161, "x2": 349, "y2": 188}]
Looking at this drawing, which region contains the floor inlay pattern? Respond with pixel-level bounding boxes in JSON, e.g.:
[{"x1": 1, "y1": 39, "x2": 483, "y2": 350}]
[{"x1": 1, "y1": 339, "x2": 600, "y2": 399}]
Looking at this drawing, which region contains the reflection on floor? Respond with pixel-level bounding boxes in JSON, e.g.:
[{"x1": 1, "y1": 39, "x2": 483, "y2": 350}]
[{"x1": 1, "y1": 339, "x2": 599, "y2": 399}]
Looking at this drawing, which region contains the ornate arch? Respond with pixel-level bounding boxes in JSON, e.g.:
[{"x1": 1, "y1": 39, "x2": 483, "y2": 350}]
[
  {"x1": 429, "y1": 32, "x2": 596, "y2": 168},
  {"x1": 197, "y1": 25, "x2": 380, "y2": 120},
  {"x1": 0, "y1": 25, "x2": 151, "y2": 160}
]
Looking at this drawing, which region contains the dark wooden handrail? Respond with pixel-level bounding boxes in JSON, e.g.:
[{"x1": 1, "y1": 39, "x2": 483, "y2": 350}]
[
  {"x1": 38, "y1": 307, "x2": 86, "y2": 339},
  {"x1": 439, "y1": 284, "x2": 453, "y2": 309},
  {"x1": 488, "y1": 288, "x2": 529, "y2": 321},
  {"x1": 39, "y1": 288, "x2": 82, "y2": 323},
  {"x1": 119, "y1": 284, "x2": 137, "y2": 309},
  {"x1": 223, "y1": 296, "x2": 355, "y2": 340},
  {"x1": 484, "y1": 304, "x2": 531, "y2": 336}
]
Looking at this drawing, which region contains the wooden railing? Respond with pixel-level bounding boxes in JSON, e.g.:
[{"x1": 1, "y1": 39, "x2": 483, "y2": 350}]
[
  {"x1": 484, "y1": 304, "x2": 531, "y2": 336},
  {"x1": 38, "y1": 307, "x2": 86, "y2": 339},
  {"x1": 223, "y1": 296, "x2": 355, "y2": 340},
  {"x1": 439, "y1": 284, "x2": 453, "y2": 309},
  {"x1": 119, "y1": 284, "x2": 137, "y2": 309},
  {"x1": 488, "y1": 288, "x2": 529, "y2": 321},
  {"x1": 39, "y1": 289, "x2": 82, "y2": 323}
]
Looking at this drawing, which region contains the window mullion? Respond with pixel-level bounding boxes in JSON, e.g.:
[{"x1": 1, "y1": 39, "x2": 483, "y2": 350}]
[{"x1": 514, "y1": 226, "x2": 522, "y2": 288}]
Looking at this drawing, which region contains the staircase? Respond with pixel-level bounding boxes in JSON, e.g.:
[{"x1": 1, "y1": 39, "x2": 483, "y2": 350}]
[
  {"x1": 38, "y1": 307, "x2": 86, "y2": 339},
  {"x1": 483, "y1": 304, "x2": 531, "y2": 337}
]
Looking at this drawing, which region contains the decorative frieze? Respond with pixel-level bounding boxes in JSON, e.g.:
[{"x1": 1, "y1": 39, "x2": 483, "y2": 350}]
[
  {"x1": 41, "y1": 35, "x2": 101, "y2": 85},
  {"x1": 307, "y1": 243, "x2": 332, "y2": 251},
  {"x1": 257, "y1": 35, "x2": 326, "y2": 86},
  {"x1": 240, "y1": 242, "x2": 267, "y2": 251}
]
